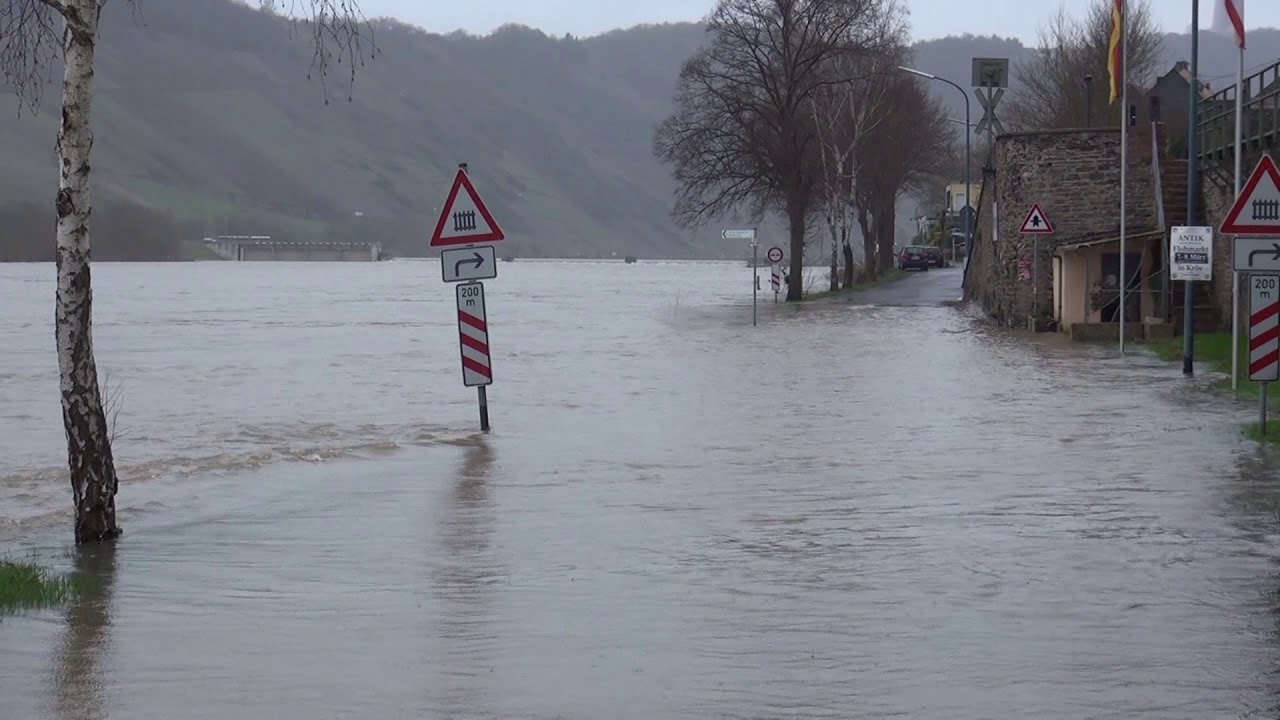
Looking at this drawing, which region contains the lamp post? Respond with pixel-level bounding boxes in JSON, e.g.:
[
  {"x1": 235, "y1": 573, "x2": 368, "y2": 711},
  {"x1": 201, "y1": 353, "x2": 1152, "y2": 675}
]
[
  {"x1": 900, "y1": 66, "x2": 972, "y2": 259},
  {"x1": 1184, "y1": 0, "x2": 1200, "y2": 376},
  {"x1": 945, "y1": 116, "x2": 977, "y2": 265},
  {"x1": 1084, "y1": 74, "x2": 1094, "y2": 127}
]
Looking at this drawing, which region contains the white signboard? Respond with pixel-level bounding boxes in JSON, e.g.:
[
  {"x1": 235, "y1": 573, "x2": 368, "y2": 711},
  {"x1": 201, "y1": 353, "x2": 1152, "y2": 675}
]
[
  {"x1": 1250, "y1": 274, "x2": 1280, "y2": 382},
  {"x1": 1170, "y1": 226, "x2": 1213, "y2": 282},
  {"x1": 1234, "y1": 237, "x2": 1280, "y2": 272},
  {"x1": 723, "y1": 229, "x2": 756, "y2": 240},
  {"x1": 441, "y1": 245, "x2": 497, "y2": 283}
]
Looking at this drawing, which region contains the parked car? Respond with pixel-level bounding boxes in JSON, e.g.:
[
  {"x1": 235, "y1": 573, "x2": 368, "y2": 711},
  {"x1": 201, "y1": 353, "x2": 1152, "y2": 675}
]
[
  {"x1": 897, "y1": 245, "x2": 930, "y2": 271},
  {"x1": 923, "y1": 246, "x2": 945, "y2": 268}
]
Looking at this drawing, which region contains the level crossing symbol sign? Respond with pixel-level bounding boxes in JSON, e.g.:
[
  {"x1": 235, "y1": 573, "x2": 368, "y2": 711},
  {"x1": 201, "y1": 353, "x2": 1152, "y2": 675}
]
[
  {"x1": 1222, "y1": 155, "x2": 1280, "y2": 236},
  {"x1": 431, "y1": 168, "x2": 505, "y2": 247}
]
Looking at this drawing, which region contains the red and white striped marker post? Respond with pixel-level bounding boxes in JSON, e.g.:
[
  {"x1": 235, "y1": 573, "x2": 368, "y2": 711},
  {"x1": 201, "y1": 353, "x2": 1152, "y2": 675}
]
[
  {"x1": 1250, "y1": 273, "x2": 1280, "y2": 434},
  {"x1": 770, "y1": 264, "x2": 781, "y2": 302},
  {"x1": 456, "y1": 282, "x2": 493, "y2": 431}
]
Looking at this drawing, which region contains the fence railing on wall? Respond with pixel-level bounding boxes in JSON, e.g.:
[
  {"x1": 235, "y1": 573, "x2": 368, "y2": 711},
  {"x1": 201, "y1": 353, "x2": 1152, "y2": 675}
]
[{"x1": 1199, "y1": 58, "x2": 1280, "y2": 185}]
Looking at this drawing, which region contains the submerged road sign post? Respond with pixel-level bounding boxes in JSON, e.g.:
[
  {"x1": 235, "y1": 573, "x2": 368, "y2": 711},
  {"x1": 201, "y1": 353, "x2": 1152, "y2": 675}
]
[
  {"x1": 433, "y1": 163, "x2": 505, "y2": 432},
  {"x1": 1250, "y1": 273, "x2": 1280, "y2": 435},
  {"x1": 724, "y1": 228, "x2": 759, "y2": 325}
]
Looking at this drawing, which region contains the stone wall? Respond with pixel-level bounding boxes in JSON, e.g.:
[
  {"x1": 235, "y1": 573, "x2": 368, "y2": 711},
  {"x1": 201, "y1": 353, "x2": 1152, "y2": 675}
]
[
  {"x1": 1204, "y1": 176, "x2": 1237, "y2": 322},
  {"x1": 964, "y1": 127, "x2": 1161, "y2": 326}
]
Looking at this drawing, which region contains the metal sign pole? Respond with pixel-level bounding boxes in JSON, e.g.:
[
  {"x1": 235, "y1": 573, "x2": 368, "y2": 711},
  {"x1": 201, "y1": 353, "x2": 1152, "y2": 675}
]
[
  {"x1": 752, "y1": 241, "x2": 758, "y2": 327},
  {"x1": 1032, "y1": 236, "x2": 1038, "y2": 319},
  {"x1": 1262, "y1": 383, "x2": 1268, "y2": 436},
  {"x1": 478, "y1": 386, "x2": 490, "y2": 432}
]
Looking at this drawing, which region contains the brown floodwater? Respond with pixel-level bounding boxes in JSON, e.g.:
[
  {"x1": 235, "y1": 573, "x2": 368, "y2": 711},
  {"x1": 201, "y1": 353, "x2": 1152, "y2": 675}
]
[{"x1": 3, "y1": 261, "x2": 1280, "y2": 718}]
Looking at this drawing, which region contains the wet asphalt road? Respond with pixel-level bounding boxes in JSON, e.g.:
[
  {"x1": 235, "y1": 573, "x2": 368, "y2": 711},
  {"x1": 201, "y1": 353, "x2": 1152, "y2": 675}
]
[{"x1": 844, "y1": 265, "x2": 965, "y2": 307}]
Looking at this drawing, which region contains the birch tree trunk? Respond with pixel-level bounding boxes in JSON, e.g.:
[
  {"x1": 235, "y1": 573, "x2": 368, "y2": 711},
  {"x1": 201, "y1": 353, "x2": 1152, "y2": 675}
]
[{"x1": 56, "y1": 0, "x2": 121, "y2": 544}]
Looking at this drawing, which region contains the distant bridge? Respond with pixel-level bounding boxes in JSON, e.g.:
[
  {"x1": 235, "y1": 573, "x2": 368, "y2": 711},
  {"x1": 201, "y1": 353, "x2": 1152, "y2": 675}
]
[{"x1": 205, "y1": 235, "x2": 382, "y2": 262}]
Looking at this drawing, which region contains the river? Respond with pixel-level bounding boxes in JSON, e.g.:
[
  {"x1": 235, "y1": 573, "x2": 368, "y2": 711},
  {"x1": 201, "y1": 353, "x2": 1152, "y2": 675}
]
[{"x1": 2, "y1": 260, "x2": 1280, "y2": 718}]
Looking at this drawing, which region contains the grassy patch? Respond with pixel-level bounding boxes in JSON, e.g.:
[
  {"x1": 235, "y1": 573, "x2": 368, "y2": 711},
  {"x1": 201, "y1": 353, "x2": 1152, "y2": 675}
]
[
  {"x1": 1150, "y1": 331, "x2": 1262, "y2": 398},
  {"x1": 1151, "y1": 331, "x2": 1280, "y2": 444},
  {"x1": 1242, "y1": 421, "x2": 1280, "y2": 444},
  {"x1": 0, "y1": 557, "x2": 86, "y2": 612},
  {"x1": 803, "y1": 268, "x2": 907, "y2": 301}
]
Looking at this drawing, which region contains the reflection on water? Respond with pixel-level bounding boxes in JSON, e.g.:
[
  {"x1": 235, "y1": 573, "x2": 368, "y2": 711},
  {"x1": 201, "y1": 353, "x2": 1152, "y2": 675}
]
[
  {"x1": 50, "y1": 545, "x2": 117, "y2": 720},
  {"x1": 431, "y1": 437, "x2": 500, "y2": 718}
]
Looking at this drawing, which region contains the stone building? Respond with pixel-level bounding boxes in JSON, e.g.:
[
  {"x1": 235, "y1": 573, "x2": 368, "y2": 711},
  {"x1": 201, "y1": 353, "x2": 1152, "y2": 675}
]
[{"x1": 963, "y1": 125, "x2": 1171, "y2": 338}]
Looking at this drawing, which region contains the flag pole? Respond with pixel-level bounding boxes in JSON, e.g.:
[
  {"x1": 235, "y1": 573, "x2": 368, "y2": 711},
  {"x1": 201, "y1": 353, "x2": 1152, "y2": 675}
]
[
  {"x1": 1119, "y1": 0, "x2": 1128, "y2": 354},
  {"x1": 1231, "y1": 0, "x2": 1246, "y2": 390},
  {"x1": 1232, "y1": 45, "x2": 1243, "y2": 390}
]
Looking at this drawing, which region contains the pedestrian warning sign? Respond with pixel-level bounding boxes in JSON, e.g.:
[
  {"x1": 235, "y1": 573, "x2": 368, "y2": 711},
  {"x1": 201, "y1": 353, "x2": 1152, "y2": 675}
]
[
  {"x1": 1019, "y1": 203, "x2": 1053, "y2": 234},
  {"x1": 430, "y1": 168, "x2": 505, "y2": 247}
]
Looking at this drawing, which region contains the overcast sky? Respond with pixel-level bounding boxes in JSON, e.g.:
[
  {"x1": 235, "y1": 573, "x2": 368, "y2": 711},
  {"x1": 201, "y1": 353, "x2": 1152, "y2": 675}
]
[{"x1": 358, "y1": 1, "x2": 1279, "y2": 43}]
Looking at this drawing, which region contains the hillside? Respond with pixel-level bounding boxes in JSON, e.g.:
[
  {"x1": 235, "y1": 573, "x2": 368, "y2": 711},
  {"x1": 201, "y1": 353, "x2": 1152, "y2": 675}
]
[
  {"x1": 2, "y1": 1, "x2": 1279, "y2": 261},
  {"x1": 0, "y1": 1, "x2": 726, "y2": 259}
]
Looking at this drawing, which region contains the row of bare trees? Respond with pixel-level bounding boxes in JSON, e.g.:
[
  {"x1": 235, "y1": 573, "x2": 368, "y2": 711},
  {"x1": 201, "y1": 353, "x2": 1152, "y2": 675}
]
[
  {"x1": 654, "y1": 0, "x2": 958, "y2": 300},
  {"x1": 1006, "y1": 0, "x2": 1162, "y2": 131}
]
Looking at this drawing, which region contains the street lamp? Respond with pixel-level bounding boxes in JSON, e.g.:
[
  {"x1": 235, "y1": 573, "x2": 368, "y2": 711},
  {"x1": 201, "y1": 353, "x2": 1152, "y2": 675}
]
[{"x1": 900, "y1": 66, "x2": 972, "y2": 261}]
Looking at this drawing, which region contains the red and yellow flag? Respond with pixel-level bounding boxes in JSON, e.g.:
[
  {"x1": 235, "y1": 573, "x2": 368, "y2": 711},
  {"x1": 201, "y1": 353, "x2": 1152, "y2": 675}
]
[{"x1": 1108, "y1": 0, "x2": 1124, "y2": 103}]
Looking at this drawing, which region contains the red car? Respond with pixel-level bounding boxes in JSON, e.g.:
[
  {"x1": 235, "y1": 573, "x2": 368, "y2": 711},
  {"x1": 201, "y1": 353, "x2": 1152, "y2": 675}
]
[
  {"x1": 897, "y1": 245, "x2": 930, "y2": 271},
  {"x1": 924, "y1": 246, "x2": 945, "y2": 267}
]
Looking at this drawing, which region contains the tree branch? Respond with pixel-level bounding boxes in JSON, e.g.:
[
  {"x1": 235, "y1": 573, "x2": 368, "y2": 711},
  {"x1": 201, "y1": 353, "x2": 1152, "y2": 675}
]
[
  {"x1": 259, "y1": 0, "x2": 377, "y2": 104},
  {"x1": 0, "y1": 0, "x2": 63, "y2": 113}
]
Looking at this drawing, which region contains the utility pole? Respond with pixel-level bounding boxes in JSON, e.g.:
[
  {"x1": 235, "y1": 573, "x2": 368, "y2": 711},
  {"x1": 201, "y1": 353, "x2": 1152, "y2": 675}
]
[
  {"x1": 1184, "y1": 0, "x2": 1200, "y2": 376},
  {"x1": 1084, "y1": 74, "x2": 1094, "y2": 128}
]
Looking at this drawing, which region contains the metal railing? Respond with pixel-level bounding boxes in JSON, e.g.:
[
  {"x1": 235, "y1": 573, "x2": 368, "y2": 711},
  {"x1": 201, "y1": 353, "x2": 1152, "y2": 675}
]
[{"x1": 1198, "y1": 58, "x2": 1280, "y2": 182}]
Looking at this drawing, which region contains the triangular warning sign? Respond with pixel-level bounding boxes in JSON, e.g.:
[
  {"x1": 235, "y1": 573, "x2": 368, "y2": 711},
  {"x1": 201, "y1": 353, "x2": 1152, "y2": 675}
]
[
  {"x1": 1019, "y1": 203, "x2": 1054, "y2": 234},
  {"x1": 1221, "y1": 154, "x2": 1280, "y2": 235},
  {"x1": 430, "y1": 169, "x2": 505, "y2": 247}
]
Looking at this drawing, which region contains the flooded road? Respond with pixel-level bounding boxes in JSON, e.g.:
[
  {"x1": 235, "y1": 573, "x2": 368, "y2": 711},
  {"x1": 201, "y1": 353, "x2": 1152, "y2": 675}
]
[{"x1": 3, "y1": 260, "x2": 1280, "y2": 718}]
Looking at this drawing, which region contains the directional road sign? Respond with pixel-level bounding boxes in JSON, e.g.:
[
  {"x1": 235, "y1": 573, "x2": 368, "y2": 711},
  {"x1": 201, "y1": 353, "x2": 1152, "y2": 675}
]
[
  {"x1": 441, "y1": 245, "x2": 497, "y2": 283},
  {"x1": 975, "y1": 87, "x2": 1005, "y2": 136},
  {"x1": 1019, "y1": 203, "x2": 1053, "y2": 234},
  {"x1": 723, "y1": 228, "x2": 757, "y2": 240},
  {"x1": 1170, "y1": 226, "x2": 1213, "y2": 281},
  {"x1": 1251, "y1": 274, "x2": 1280, "y2": 382},
  {"x1": 1236, "y1": 237, "x2": 1280, "y2": 272},
  {"x1": 455, "y1": 282, "x2": 493, "y2": 387},
  {"x1": 972, "y1": 57, "x2": 1010, "y2": 89},
  {"x1": 1222, "y1": 155, "x2": 1280, "y2": 235},
  {"x1": 431, "y1": 169, "x2": 505, "y2": 247},
  {"x1": 767, "y1": 246, "x2": 784, "y2": 264}
]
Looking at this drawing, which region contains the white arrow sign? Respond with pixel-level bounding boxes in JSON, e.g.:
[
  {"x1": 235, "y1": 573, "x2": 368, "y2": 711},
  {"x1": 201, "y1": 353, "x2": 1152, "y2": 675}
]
[
  {"x1": 441, "y1": 245, "x2": 497, "y2": 283},
  {"x1": 1236, "y1": 237, "x2": 1280, "y2": 272},
  {"x1": 723, "y1": 229, "x2": 756, "y2": 240}
]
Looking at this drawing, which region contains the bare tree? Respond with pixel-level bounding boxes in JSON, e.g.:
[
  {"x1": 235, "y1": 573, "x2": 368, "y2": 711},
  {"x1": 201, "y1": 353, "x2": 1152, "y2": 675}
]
[
  {"x1": 0, "y1": 0, "x2": 371, "y2": 544},
  {"x1": 654, "y1": 0, "x2": 889, "y2": 301},
  {"x1": 809, "y1": 15, "x2": 906, "y2": 290},
  {"x1": 854, "y1": 73, "x2": 957, "y2": 275},
  {"x1": 1007, "y1": 0, "x2": 1162, "y2": 131}
]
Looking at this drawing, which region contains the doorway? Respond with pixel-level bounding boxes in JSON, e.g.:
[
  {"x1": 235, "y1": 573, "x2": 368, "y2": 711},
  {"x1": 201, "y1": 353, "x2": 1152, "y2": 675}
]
[{"x1": 1100, "y1": 252, "x2": 1142, "y2": 324}]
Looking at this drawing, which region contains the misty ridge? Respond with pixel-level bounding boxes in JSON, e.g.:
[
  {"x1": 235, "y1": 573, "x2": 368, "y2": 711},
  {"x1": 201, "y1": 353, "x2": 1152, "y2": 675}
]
[{"x1": 1, "y1": 0, "x2": 1277, "y2": 262}]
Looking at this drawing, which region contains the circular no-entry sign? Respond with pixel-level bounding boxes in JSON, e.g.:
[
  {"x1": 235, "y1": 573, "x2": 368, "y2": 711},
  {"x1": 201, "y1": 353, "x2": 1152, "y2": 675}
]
[{"x1": 767, "y1": 246, "x2": 784, "y2": 264}]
